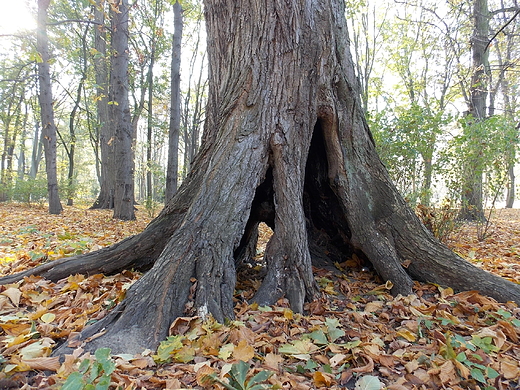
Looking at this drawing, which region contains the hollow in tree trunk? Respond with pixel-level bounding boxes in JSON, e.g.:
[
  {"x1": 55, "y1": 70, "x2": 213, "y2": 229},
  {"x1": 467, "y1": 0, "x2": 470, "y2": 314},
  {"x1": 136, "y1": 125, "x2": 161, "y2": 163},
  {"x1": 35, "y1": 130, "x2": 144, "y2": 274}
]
[{"x1": 2, "y1": 0, "x2": 519, "y2": 356}]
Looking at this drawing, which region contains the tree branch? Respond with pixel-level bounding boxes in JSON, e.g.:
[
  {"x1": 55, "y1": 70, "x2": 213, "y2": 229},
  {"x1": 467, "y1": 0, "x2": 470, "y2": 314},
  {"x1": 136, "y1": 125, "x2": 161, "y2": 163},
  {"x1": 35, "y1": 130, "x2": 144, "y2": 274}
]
[{"x1": 485, "y1": 8, "x2": 520, "y2": 52}]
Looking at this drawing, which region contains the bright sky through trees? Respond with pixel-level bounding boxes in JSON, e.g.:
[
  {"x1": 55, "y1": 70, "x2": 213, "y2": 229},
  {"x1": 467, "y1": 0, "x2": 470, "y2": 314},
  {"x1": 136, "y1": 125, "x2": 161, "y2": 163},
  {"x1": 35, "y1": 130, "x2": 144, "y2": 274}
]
[{"x1": 0, "y1": 0, "x2": 35, "y2": 35}]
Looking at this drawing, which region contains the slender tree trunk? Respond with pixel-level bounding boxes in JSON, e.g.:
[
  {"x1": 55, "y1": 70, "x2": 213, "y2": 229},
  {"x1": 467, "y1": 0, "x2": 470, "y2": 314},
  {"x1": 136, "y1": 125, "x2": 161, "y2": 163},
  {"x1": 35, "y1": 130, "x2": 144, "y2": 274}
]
[
  {"x1": 2, "y1": 0, "x2": 519, "y2": 357},
  {"x1": 165, "y1": 1, "x2": 183, "y2": 203},
  {"x1": 111, "y1": 0, "x2": 135, "y2": 220},
  {"x1": 30, "y1": 120, "x2": 43, "y2": 179},
  {"x1": 91, "y1": 0, "x2": 115, "y2": 209},
  {"x1": 36, "y1": 0, "x2": 63, "y2": 215},
  {"x1": 146, "y1": 48, "x2": 155, "y2": 203},
  {"x1": 459, "y1": 0, "x2": 490, "y2": 221}
]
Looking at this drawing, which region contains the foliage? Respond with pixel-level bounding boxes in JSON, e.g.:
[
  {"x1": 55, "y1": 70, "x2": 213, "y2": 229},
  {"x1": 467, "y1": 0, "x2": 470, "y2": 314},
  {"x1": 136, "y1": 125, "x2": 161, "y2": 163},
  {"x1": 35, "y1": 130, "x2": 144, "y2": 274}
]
[
  {"x1": 204, "y1": 360, "x2": 273, "y2": 390},
  {"x1": 415, "y1": 201, "x2": 461, "y2": 243},
  {"x1": 439, "y1": 115, "x2": 519, "y2": 211},
  {"x1": 369, "y1": 104, "x2": 450, "y2": 204},
  {"x1": 60, "y1": 348, "x2": 116, "y2": 390},
  {"x1": 11, "y1": 177, "x2": 49, "y2": 206}
]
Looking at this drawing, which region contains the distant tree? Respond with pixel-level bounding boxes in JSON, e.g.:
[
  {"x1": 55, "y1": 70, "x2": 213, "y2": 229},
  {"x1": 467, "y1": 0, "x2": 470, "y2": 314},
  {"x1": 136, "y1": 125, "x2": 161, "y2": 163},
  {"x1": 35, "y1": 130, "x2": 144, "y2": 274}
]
[
  {"x1": 36, "y1": 0, "x2": 63, "y2": 215},
  {"x1": 110, "y1": 0, "x2": 135, "y2": 220},
  {"x1": 90, "y1": 0, "x2": 115, "y2": 210},
  {"x1": 166, "y1": 0, "x2": 183, "y2": 202}
]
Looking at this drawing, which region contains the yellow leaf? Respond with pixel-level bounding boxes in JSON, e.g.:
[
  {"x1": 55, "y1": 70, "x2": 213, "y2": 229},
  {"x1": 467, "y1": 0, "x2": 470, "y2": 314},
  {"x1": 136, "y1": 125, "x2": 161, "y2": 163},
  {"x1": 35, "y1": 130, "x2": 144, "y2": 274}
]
[
  {"x1": 313, "y1": 371, "x2": 332, "y2": 387},
  {"x1": 232, "y1": 339, "x2": 254, "y2": 362},
  {"x1": 396, "y1": 329, "x2": 417, "y2": 342},
  {"x1": 218, "y1": 343, "x2": 234, "y2": 360},
  {"x1": 19, "y1": 339, "x2": 53, "y2": 360},
  {"x1": 40, "y1": 313, "x2": 56, "y2": 323}
]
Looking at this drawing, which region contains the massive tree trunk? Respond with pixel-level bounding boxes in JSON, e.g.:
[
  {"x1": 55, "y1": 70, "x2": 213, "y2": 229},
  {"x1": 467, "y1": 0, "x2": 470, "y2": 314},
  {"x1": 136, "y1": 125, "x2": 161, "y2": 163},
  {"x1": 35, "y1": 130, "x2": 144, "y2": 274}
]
[
  {"x1": 2, "y1": 0, "x2": 520, "y2": 356},
  {"x1": 36, "y1": 0, "x2": 63, "y2": 215}
]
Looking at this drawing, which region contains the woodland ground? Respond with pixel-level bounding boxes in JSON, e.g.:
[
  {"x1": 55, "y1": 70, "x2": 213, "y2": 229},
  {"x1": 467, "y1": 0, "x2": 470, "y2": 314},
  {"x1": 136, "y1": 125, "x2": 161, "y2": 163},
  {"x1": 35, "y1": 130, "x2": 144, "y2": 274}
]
[{"x1": 0, "y1": 203, "x2": 519, "y2": 389}]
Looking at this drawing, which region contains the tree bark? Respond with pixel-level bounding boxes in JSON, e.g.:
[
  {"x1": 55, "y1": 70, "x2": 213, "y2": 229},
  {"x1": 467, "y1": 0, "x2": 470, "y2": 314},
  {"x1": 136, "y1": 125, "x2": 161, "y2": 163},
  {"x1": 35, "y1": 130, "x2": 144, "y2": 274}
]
[
  {"x1": 459, "y1": 0, "x2": 490, "y2": 221},
  {"x1": 2, "y1": 0, "x2": 520, "y2": 357},
  {"x1": 110, "y1": 0, "x2": 135, "y2": 220},
  {"x1": 165, "y1": 0, "x2": 183, "y2": 203},
  {"x1": 91, "y1": 0, "x2": 115, "y2": 210},
  {"x1": 36, "y1": 0, "x2": 63, "y2": 215}
]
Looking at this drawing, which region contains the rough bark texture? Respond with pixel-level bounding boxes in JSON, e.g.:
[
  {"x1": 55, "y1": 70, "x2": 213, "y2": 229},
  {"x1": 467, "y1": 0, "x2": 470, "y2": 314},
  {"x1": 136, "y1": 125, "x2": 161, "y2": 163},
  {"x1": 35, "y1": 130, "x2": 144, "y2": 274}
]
[
  {"x1": 111, "y1": 0, "x2": 135, "y2": 221},
  {"x1": 36, "y1": 0, "x2": 63, "y2": 215},
  {"x1": 2, "y1": 0, "x2": 520, "y2": 356}
]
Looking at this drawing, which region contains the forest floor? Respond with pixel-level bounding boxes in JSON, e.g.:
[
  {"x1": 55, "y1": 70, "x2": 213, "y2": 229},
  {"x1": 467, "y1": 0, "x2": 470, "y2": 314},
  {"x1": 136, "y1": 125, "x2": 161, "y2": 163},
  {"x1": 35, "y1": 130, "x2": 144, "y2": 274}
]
[{"x1": 0, "y1": 203, "x2": 519, "y2": 390}]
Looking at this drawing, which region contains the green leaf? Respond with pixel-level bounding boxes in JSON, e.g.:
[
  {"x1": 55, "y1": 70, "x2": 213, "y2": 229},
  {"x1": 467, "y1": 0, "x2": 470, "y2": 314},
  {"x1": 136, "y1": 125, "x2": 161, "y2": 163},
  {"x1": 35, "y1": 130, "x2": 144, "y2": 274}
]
[
  {"x1": 309, "y1": 330, "x2": 328, "y2": 345},
  {"x1": 94, "y1": 374, "x2": 111, "y2": 390},
  {"x1": 496, "y1": 309, "x2": 511, "y2": 319},
  {"x1": 456, "y1": 351, "x2": 467, "y2": 363},
  {"x1": 247, "y1": 369, "x2": 273, "y2": 389},
  {"x1": 60, "y1": 372, "x2": 85, "y2": 390},
  {"x1": 304, "y1": 359, "x2": 318, "y2": 370},
  {"x1": 155, "y1": 335, "x2": 184, "y2": 363},
  {"x1": 229, "y1": 360, "x2": 249, "y2": 389},
  {"x1": 486, "y1": 366, "x2": 500, "y2": 380},
  {"x1": 95, "y1": 348, "x2": 115, "y2": 375},
  {"x1": 88, "y1": 362, "x2": 100, "y2": 383},
  {"x1": 470, "y1": 368, "x2": 486, "y2": 384}
]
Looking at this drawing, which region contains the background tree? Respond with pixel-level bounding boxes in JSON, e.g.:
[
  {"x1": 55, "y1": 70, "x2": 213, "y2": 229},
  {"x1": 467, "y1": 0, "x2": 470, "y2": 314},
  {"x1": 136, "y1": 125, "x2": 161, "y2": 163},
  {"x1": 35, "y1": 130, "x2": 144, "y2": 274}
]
[
  {"x1": 36, "y1": 0, "x2": 63, "y2": 215},
  {"x1": 165, "y1": 0, "x2": 183, "y2": 202},
  {"x1": 110, "y1": 0, "x2": 135, "y2": 220},
  {"x1": 90, "y1": 0, "x2": 115, "y2": 210}
]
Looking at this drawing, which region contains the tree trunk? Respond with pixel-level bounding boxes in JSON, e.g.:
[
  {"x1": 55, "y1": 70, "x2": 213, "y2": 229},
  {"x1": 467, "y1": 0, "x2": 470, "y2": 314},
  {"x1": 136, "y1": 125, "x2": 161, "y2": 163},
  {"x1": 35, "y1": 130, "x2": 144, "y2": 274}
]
[
  {"x1": 3, "y1": 0, "x2": 520, "y2": 357},
  {"x1": 36, "y1": 0, "x2": 63, "y2": 215},
  {"x1": 165, "y1": 0, "x2": 183, "y2": 203},
  {"x1": 111, "y1": 0, "x2": 135, "y2": 221},
  {"x1": 90, "y1": 0, "x2": 115, "y2": 210},
  {"x1": 459, "y1": 0, "x2": 490, "y2": 221}
]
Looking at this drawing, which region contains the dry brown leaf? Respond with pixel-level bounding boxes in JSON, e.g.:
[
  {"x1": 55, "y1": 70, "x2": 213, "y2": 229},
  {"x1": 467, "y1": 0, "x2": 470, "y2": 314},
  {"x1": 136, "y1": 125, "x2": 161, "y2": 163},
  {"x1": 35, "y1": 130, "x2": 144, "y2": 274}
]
[
  {"x1": 232, "y1": 339, "x2": 254, "y2": 362},
  {"x1": 264, "y1": 353, "x2": 284, "y2": 370},
  {"x1": 23, "y1": 357, "x2": 61, "y2": 371},
  {"x1": 312, "y1": 371, "x2": 333, "y2": 387},
  {"x1": 500, "y1": 359, "x2": 520, "y2": 379},
  {"x1": 1, "y1": 287, "x2": 22, "y2": 306},
  {"x1": 195, "y1": 364, "x2": 216, "y2": 387}
]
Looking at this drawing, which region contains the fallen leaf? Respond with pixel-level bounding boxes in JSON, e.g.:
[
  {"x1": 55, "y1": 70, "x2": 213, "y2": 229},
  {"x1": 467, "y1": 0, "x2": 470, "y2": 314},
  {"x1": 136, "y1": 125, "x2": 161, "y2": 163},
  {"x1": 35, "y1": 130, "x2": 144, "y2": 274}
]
[
  {"x1": 313, "y1": 371, "x2": 333, "y2": 387},
  {"x1": 232, "y1": 339, "x2": 254, "y2": 362},
  {"x1": 264, "y1": 353, "x2": 283, "y2": 370},
  {"x1": 1, "y1": 287, "x2": 22, "y2": 306}
]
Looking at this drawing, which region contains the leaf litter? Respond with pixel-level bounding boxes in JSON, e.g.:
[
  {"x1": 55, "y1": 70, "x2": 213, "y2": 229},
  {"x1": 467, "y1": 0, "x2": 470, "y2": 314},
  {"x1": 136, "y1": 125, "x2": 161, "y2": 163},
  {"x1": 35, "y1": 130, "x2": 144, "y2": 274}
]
[{"x1": 0, "y1": 203, "x2": 518, "y2": 389}]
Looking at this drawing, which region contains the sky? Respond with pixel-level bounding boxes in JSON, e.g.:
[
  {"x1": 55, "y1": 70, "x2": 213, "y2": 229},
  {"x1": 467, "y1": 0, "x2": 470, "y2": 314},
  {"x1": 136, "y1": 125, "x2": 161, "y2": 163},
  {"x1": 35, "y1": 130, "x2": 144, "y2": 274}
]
[{"x1": 0, "y1": 0, "x2": 35, "y2": 35}]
